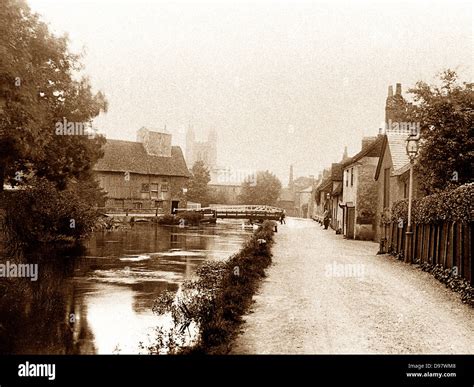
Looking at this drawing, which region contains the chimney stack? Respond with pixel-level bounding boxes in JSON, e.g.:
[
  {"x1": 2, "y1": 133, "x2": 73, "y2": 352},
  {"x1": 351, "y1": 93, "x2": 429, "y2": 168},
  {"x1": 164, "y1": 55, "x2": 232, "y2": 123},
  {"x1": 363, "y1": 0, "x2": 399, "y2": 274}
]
[
  {"x1": 395, "y1": 83, "x2": 402, "y2": 95},
  {"x1": 388, "y1": 85, "x2": 393, "y2": 98},
  {"x1": 289, "y1": 164, "x2": 294, "y2": 191},
  {"x1": 137, "y1": 127, "x2": 172, "y2": 157}
]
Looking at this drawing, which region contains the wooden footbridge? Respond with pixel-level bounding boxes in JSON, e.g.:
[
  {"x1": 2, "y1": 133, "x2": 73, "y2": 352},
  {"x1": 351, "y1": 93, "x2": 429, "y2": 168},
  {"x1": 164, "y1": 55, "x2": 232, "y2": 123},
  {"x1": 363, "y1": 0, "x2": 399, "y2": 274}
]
[
  {"x1": 177, "y1": 205, "x2": 284, "y2": 222},
  {"x1": 99, "y1": 205, "x2": 284, "y2": 223}
]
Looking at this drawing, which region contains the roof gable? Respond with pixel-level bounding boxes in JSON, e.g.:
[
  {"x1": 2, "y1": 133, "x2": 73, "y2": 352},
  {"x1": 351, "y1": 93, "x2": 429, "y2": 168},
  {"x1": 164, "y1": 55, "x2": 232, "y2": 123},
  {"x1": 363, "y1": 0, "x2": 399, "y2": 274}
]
[
  {"x1": 374, "y1": 134, "x2": 411, "y2": 180},
  {"x1": 342, "y1": 135, "x2": 384, "y2": 169},
  {"x1": 94, "y1": 139, "x2": 190, "y2": 177}
]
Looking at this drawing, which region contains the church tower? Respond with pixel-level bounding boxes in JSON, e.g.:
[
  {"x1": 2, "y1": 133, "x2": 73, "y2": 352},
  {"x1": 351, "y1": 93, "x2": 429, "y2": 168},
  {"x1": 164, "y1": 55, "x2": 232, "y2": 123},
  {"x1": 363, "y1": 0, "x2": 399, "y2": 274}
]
[{"x1": 185, "y1": 126, "x2": 217, "y2": 169}]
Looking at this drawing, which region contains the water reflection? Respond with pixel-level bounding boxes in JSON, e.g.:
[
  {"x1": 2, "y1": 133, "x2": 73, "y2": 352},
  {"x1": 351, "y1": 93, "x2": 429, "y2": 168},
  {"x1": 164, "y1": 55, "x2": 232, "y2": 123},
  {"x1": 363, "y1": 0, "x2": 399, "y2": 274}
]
[{"x1": 0, "y1": 221, "x2": 250, "y2": 354}]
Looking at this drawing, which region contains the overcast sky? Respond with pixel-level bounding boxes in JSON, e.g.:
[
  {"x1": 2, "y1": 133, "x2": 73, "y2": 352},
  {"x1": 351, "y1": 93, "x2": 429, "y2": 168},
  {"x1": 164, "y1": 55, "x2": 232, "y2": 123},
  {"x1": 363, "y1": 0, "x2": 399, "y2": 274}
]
[{"x1": 28, "y1": 0, "x2": 472, "y2": 184}]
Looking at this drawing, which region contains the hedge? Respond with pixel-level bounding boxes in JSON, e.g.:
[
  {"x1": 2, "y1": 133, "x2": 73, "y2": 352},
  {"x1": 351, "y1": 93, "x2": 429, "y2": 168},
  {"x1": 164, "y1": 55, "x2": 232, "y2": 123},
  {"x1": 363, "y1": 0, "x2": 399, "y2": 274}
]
[{"x1": 384, "y1": 183, "x2": 473, "y2": 224}]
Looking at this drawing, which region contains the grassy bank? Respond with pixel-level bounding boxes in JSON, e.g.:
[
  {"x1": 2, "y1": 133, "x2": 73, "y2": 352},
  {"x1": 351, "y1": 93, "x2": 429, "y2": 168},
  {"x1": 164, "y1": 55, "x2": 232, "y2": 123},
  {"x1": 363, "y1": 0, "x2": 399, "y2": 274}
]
[{"x1": 148, "y1": 220, "x2": 276, "y2": 354}]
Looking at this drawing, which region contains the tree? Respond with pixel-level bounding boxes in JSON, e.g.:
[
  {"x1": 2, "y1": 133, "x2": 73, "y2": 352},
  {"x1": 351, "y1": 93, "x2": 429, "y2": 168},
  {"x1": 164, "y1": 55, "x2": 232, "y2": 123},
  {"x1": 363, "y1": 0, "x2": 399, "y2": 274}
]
[
  {"x1": 186, "y1": 161, "x2": 211, "y2": 205},
  {"x1": 0, "y1": 0, "x2": 107, "y2": 191},
  {"x1": 409, "y1": 70, "x2": 473, "y2": 195},
  {"x1": 239, "y1": 170, "x2": 282, "y2": 206}
]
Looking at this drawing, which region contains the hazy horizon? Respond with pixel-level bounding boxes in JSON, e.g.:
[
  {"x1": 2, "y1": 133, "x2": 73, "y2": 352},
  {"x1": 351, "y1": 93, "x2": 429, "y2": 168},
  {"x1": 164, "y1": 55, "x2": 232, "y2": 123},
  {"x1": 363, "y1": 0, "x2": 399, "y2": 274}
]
[{"x1": 28, "y1": 0, "x2": 472, "y2": 184}]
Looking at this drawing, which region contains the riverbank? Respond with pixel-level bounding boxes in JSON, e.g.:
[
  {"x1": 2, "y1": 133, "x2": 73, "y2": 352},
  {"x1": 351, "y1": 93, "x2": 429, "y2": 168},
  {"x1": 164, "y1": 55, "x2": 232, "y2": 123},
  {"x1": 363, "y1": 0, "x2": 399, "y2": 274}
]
[{"x1": 150, "y1": 220, "x2": 276, "y2": 354}]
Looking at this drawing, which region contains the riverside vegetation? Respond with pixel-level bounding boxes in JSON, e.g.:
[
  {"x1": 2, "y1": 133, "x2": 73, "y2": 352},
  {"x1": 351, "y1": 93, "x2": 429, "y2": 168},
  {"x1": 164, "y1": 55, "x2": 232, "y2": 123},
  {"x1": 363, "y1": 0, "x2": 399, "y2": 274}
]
[{"x1": 143, "y1": 220, "x2": 276, "y2": 354}]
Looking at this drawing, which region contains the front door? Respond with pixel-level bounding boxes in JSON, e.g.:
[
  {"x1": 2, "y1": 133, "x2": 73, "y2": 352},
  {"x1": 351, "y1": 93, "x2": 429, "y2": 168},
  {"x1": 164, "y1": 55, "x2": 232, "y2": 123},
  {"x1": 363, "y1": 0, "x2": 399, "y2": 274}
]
[{"x1": 171, "y1": 201, "x2": 179, "y2": 214}]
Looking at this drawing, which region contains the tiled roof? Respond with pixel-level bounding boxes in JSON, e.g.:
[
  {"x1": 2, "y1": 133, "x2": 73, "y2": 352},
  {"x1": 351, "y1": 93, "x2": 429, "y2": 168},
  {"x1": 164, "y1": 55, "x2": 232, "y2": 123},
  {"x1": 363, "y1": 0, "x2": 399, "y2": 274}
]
[
  {"x1": 332, "y1": 181, "x2": 342, "y2": 196},
  {"x1": 331, "y1": 163, "x2": 343, "y2": 181},
  {"x1": 94, "y1": 139, "x2": 191, "y2": 177},
  {"x1": 387, "y1": 134, "x2": 410, "y2": 172},
  {"x1": 374, "y1": 134, "x2": 411, "y2": 180},
  {"x1": 316, "y1": 177, "x2": 332, "y2": 193},
  {"x1": 342, "y1": 135, "x2": 384, "y2": 168}
]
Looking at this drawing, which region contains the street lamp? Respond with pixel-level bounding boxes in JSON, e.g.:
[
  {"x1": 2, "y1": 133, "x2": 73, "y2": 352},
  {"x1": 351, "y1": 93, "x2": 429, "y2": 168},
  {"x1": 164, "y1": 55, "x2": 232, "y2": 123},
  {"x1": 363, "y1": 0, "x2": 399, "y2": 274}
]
[
  {"x1": 406, "y1": 135, "x2": 419, "y2": 162},
  {"x1": 405, "y1": 133, "x2": 420, "y2": 263}
]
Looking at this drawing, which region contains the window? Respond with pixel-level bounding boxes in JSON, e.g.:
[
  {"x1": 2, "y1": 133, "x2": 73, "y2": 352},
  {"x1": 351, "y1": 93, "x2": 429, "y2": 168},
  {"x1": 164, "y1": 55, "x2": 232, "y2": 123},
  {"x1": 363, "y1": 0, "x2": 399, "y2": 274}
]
[
  {"x1": 141, "y1": 183, "x2": 149, "y2": 193},
  {"x1": 150, "y1": 183, "x2": 159, "y2": 199},
  {"x1": 161, "y1": 181, "x2": 169, "y2": 192},
  {"x1": 350, "y1": 168, "x2": 354, "y2": 187},
  {"x1": 134, "y1": 202, "x2": 143, "y2": 209},
  {"x1": 115, "y1": 199, "x2": 125, "y2": 208},
  {"x1": 154, "y1": 200, "x2": 164, "y2": 209},
  {"x1": 403, "y1": 181, "x2": 408, "y2": 199},
  {"x1": 345, "y1": 170, "x2": 348, "y2": 187},
  {"x1": 383, "y1": 168, "x2": 390, "y2": 207}
]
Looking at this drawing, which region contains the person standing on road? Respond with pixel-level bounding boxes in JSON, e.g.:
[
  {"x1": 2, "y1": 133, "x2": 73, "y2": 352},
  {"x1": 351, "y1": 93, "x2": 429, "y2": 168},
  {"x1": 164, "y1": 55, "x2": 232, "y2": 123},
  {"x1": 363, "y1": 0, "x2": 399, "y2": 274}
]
[
  {"x1": 323, "y1": 209, "x2": 330, "y2": 230},
  {"x1": 280, "y1": 211, "x2": 286, "y2": 224}
]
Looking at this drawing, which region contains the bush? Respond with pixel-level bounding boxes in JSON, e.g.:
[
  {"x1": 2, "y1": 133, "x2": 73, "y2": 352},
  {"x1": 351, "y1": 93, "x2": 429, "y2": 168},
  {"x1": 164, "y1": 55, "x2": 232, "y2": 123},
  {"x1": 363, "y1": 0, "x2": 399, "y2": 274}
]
[
  {"x1": 387, "y1": 183, "x2": 473, "y2": 225},
  {"x1": 157, "y1": 214, "x2": 180, "y2": 225},
  {"x1": 149, "y1": 220, "x2": 276, "y2": 354},
  {"x1": 1, "y1": 177, "x2": 99, "y2": 248},
  {"x1": 179, "y1": 211, "x2": 203, "y2": 225}
]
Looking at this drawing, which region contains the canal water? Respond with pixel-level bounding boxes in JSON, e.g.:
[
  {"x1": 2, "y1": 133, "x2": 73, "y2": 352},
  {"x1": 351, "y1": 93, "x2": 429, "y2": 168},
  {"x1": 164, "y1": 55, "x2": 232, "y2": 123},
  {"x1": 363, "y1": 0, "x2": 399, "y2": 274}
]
[{"x1": 0, "y1": 221, "x2": 252, "y2": 354}]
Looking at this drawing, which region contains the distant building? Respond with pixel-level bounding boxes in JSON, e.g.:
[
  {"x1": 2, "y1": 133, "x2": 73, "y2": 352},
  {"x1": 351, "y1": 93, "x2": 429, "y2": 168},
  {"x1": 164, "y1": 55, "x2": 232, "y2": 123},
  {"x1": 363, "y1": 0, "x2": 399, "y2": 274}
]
[
  {"x1": 186, "y1": 126, "x2": 217, "y2": 169},
  {"x1": 340, "y1": 136, "x2": 384, "y2": 240},
  {"x1": 208, "y1": 167, "x2": 243, "y2": 204},
  {"x1": 314, "y1": 164, "x2": 343, "y2": 230},
  {"x1": 277, "y1": 165, "x2": 297, "y2": 216},
  {"x1": 294, "y1": 186, "x2": 312, "y2": 218},
  {"x1": 278, "y1": 188, "x2": 297, "y2": 216},
  {"x1": 93, "y1": 127, "x2": 190, "y2": 213}
]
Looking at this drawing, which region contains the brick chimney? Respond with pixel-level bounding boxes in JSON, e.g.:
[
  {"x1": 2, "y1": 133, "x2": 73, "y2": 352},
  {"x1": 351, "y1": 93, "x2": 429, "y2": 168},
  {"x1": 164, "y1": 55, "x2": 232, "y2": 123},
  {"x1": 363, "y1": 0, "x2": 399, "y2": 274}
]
[
  {"x1": 388, "y1": 85, "x2": 393, "y2": 98},
  {"x1": 289, "y1": 164, "x2": 294, "y2": 191},
  {"x1": 137, "y1": 127, "x2": 172, "y2": 157},
  {"x1": 395, "y1": 83, "x2": 402, "y2": 95}
]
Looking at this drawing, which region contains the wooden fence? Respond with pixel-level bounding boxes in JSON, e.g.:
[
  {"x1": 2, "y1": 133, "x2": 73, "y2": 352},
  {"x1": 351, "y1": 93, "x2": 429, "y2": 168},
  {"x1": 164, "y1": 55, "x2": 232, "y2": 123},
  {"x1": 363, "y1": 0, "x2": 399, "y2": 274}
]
[{"x1": 383, "y1": 221, "x2": 473, "y2": 285}]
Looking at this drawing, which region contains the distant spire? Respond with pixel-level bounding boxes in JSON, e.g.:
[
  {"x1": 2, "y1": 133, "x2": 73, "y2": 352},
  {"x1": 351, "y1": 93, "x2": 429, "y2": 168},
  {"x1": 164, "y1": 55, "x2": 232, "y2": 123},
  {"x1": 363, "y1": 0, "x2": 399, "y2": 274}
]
[{"x1": 342, "y1": 146, "x2": 348, "y2": 161}]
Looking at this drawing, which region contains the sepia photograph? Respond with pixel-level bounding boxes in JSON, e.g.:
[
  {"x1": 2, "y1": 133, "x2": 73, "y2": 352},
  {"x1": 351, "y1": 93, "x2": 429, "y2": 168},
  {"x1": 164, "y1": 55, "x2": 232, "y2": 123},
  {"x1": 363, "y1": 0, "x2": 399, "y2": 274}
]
[{"x1": 0, "y1": 0, "x2": 472, "y2": 384}]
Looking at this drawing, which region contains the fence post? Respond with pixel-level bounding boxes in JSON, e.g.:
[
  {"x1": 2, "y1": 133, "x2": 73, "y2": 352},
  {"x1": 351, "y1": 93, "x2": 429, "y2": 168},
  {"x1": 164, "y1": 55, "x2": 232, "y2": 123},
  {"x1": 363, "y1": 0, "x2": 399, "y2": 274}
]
[
  {"x1": 423, "y1": 224, "x2": 430, "y2": 262},
  {"x1": 455, "y1": 222, "x2": 463, "y2": 277},
  {"x1": 411, "y1": 223, "x2": 418, "y2": 263},
  {"x1": 461, "y1": 222, "x2": 468, "y2": 279},
  {"x1": 429, "y1": 224, "x2": 435, "y2": 264},
  {"x1": 447, "y1": 221, "x2": 455, "y2": 269},
  {"x1": 469, "y1": 222, "x2": 473, "y2": 286},
  {"x1": 440, "y1": 222, "x2": 448, "y2": 267}
]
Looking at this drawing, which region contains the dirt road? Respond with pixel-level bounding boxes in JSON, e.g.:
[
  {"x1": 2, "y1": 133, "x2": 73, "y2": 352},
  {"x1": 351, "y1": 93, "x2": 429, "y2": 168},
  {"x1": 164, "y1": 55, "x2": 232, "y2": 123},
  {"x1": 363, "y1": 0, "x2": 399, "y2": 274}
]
[{"x1": 232, "y1": 218, "x2": 474, "y2": 354}]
